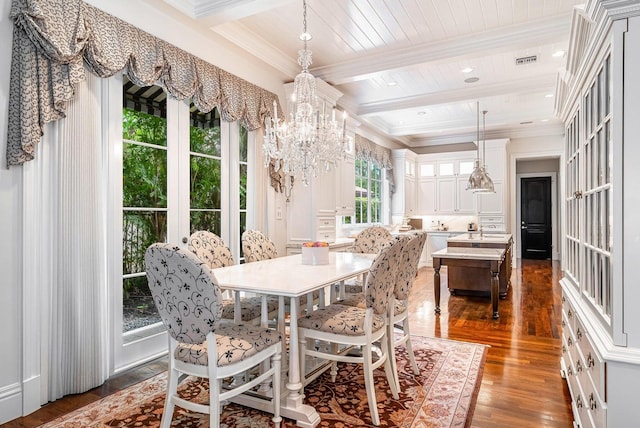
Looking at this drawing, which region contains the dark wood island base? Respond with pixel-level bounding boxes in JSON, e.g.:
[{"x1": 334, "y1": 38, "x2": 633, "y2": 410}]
[{"x1": 432, "y1": 246, "x2": 507, "y2": 319}]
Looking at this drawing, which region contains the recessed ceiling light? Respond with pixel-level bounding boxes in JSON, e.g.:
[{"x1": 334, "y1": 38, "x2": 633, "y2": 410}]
[
  {"x1": 461, "y1": 67, "x2": 474, "y2": 73},
  {"x1": 552, "y1": 50, "x2": 566, "y2": 57},
  {"x1": 464, "y1": 77, "x2": 479, "y2": 83},
  {"x1": 417, "y1": 111, "x2": 426, "y2": 115},
  {"x1": 541, "y1": 119, "x2": 549, "y2": 122},
  {"x1": 387, "y1": 81, "x2": 397, "y2": 86},
  {"x1": 545, "y1": 93, "x2": 554, "y2": 98}
]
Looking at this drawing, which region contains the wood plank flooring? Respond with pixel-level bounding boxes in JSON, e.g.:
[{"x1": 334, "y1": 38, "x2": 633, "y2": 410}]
[{"x1": 2, "y1": 258, "x2": 573, "y2": 428}]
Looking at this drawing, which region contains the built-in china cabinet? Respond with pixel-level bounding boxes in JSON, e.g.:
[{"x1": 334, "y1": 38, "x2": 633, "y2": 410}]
[{"x1": 558, "y1": 2, "x2": 640, "y2": 426}]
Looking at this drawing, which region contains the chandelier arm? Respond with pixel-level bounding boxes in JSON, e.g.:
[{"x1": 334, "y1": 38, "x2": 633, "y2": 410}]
[{"x1": 262, "y1": 0, "x2": 350, "y2": 187}]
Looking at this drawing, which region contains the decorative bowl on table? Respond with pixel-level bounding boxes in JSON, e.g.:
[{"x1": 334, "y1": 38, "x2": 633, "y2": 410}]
[{"x1": 301, "y1": 241, "x2": 330, "y2": 265}]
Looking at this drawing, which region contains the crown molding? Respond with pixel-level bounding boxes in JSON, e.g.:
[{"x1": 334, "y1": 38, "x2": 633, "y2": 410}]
[
  {"x1": 404, "y1": 122, "x2": 564, "y2": 148},
  {"x1": 162, "y1": 0, "x2": 296, "y2": 21},
  {"x1": 587, "y1": 0, "x2": 640, "y2": 22},
  {"x1": 213, "y1": 21, "x2": 300, "y2": 77},
  {"x1": 310, "y1": 14, "x2": 571, "y2": 85}
]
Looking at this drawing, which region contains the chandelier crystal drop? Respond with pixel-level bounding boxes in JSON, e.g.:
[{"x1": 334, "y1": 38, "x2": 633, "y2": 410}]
[
  {"x1": 467, "y1": 102, "x2": 495, "y2": 193},
  {"x1": 263, "y1": 0, "x2": 350, "y2": 186}
]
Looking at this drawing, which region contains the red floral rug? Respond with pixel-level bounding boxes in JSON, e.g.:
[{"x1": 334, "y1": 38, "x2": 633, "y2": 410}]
[{"x1": 39, "y1": 336, "x2": 487, "y2": 427}]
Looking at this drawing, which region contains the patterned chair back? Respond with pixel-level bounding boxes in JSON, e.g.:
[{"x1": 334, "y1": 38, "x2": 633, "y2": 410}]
[
  {"x1": 394, "y1": 232, "x2": 427, "y2": 301},
  {"x1": 188, "y1": 230, "x2": 234, "y2": 268},
  {"x1": 363, "y1": 235, "x2": 410, "y2": 315},
  {"x1": 351, "y1": 226, "x2": 394, "y2": 254},
  {"x1": 242, "y1": 229, "x2": 278, "y2": 263},
  {"x1": 144, "y1": 243, "x2": 223, "y2": 345}
]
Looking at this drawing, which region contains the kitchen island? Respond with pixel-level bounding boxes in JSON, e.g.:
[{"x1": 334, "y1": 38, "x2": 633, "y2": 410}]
[
  {"x1": 446, "y1": 233, "x2": 513, "y2": 299},
  {"x1": 432, "y1": 246, "x2": 507, "y2": 319}
]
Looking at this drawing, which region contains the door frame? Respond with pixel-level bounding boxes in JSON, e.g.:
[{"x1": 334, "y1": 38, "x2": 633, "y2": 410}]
[
  {"x1": 517, "y1": 173, "x2": 556, "y2": 259},
  {"x1": 509, "y1": 149, "x2": 564, "y2": 264}
]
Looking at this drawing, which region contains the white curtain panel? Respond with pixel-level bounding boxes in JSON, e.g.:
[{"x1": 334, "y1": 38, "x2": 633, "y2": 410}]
[{"x1": 22, "y1": 70, "x2": 109, "y2": 402}]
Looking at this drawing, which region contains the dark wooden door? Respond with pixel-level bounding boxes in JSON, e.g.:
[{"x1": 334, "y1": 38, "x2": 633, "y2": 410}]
[{"x1": 521, "y1": 177, "x2": 552, "y2": 259}]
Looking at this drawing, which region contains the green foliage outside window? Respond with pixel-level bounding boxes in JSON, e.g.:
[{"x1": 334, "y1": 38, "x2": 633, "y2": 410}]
[{"x1": 353, "y1": 158, "x2": 382, "y2": 224}]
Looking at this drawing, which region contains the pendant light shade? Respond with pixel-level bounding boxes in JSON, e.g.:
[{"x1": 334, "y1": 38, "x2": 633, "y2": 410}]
[{"x1": 466, "y1": 102, "x2": 495, "y2": 193}]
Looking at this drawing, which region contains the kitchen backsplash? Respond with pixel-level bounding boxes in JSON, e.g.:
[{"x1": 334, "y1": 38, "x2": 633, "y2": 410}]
[
  {"x1": 336, "y1": 214, "x2": 478, "y2": 238},
  {"x1": 414, "y1": 215, "x2": 478, "y2": 232}
]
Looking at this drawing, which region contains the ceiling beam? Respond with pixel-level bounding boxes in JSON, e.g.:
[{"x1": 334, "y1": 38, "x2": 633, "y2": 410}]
[
  {"x1": 357, "y1": 74, "x2": 557, "y2": 116},
  {"x1": 311, "y1": 14, "x2": 571, "y2": 85}
]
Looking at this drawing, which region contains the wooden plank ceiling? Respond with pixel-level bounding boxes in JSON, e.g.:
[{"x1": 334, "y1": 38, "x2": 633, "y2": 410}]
[{"x1": 156, "y1": 0, "x2": 585, "y2": 147}]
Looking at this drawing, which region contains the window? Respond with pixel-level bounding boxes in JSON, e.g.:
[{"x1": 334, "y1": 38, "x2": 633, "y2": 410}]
[
  {"x1": 189, "y1": 103, "x2": 222, "y2": 235},
  {"x1": 122, "y1": 81, "x2": 168, "y2": 334},
  {"x1": 355, "y1": 159, "x2": 383, "y2": 224},
  {"x1": 118, "y1": 76, "x2": 253, "y2": 352},
  {"x1": 238, "y1": 125, "x2": 248, "y2": 259}
]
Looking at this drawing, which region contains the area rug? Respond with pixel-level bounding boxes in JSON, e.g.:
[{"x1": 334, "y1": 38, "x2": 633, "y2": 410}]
[{"x1": 39, "y1": 336, "x2": 487, "y2": 428}]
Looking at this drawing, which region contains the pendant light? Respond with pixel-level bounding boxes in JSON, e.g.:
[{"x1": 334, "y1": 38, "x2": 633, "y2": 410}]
[{"x1": 466, "y1": 102, "x2": 495, "y2": 193}]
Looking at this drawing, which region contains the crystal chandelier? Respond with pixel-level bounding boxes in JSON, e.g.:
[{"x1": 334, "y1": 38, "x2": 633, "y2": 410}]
[
  {"x1": 467, "y1": 102, "x2": 495, "y2": 193},
  {"x1": 263, "y1": 0, "x2": 350, "y2": 186}
]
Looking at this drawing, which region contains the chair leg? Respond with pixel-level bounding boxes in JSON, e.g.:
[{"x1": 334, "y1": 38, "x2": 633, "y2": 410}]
[
  {"x1": 210, "y1": 378, "x2": 220, "y2": 428},
  {"x1": 330, "y1": 343, "x2": 339, "y2": 382},
  {"x1": 161, "y1": 367, "x2": 177, "y2": 428},
  {"x1": 387, "y1": 321, "x2": 401, "y2": 393},
  {"x1": 382, "y1": 333, "x2": 399, "y2": 400},
  {"x1": 362, "y1": 342, "x2": 380, "y2": 426},
  {"x1": 403, "y1": 318, "x2": 419, "y2": 374}
]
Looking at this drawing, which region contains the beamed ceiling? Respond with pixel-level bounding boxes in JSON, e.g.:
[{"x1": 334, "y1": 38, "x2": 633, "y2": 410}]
[{"x1": 148, "y1": 0, "x2": 584, "y2": 148}]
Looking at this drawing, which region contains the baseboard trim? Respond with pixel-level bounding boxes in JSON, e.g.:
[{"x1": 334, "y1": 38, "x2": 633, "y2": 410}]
[{"x1": 0, "y1": 382, "x2": 23, "y2": 424}]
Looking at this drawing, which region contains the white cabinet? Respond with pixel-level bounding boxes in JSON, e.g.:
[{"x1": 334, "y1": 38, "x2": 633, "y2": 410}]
[
  {"x1": 476, "y1": 139, "x2": 508, "y2": 228},
  {"x1": 391, "y1": 149, "x2": 417, "y2": 222},
  {"x1": 422, "y1": 232, "x2": 456, "y2": 267},
  {"x1": 336, "y1": 154, "x2": 355, "y2": 216},
  {"x1": 405, "y1": 173, "x2": 416, "y2": 216},
  {"x1": 557, "y1": 7, "x2": 640, "y2": 427},
  {"x1": 418, "y1": 178, "x2": 436, "y2": 213},
  {"x1": 418, "y1": 152, "x2": 476, "y2": 214},
  {"x1": 436, "y1": 178, "x2": 455, "y2": 212},
  {"x1": 287, "y1": 168, "x2": 337, "y2": 244}
]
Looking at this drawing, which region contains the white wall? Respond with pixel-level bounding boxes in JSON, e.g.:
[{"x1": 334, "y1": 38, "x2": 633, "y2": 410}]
[{"x1": 0, "y1": 0, "x2": 25, "y2": 423}]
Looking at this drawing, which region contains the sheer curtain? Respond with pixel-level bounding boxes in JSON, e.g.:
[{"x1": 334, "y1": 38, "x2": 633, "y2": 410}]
[{"x1": 22, "y1": 70, "x2": 109, "y2": 402}]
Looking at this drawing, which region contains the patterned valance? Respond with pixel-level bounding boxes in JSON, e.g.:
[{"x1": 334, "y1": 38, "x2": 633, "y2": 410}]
[
  {"x1": 354, "y1": 134, "x2": 395, "y2": 194},
  {"x1": 6, "y1": 0, "x2": 281, "y2": 166}
]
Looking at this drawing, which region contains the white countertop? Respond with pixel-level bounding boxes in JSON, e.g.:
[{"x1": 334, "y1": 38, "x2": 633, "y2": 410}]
[
  {"x1": 213, "y1": 252, "x2": 375, "y2": 297},
  {"x1": 431, "y1": 247, "x2": 506, "y2": 261},
  {"x1": 447, "y1": 233, "x2": 512, "y2": 244},
  {"x1": 424, "y1": 230, "x2": 467, "y2": 234}
]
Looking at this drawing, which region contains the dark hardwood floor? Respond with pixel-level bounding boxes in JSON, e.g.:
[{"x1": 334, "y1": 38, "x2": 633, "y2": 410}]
[{"x1": 3, "y1": 258, "x2": 573, "y2": 428}]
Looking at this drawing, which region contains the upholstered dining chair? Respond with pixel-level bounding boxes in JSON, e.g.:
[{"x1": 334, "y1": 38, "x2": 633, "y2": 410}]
[
  {"x1": 189, "y1": 230, "x2": 279, "y2": 325},
  {"x1": 350, "y1": 225, "x2": 394, "y2": 254},
  {"x1": 241, "y1": 229, "x2": 279, "y2": 263},
  {"x1": 144, "y1": 243, "x2": 282, "y2": 428},
  {"x1": 387, "y1": 231, "x2": 427, "y2": 391},
  {"x1": 338, "y1": 226, "x2": 395, "y2": 298},
  {"x1": 334, "y1": 232, "x2": 426, "y2": 392},
  {"x1": 297, "y1": 235, "x2": 408, "y2": 426},
  {"x1": 242, "y1": 229, "x2": 320, "y2": 311}
]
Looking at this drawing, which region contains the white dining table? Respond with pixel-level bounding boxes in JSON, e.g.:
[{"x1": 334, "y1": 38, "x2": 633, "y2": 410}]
[{"x1": 212, "y1": 251, "x2": 375, "y2": 428}]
